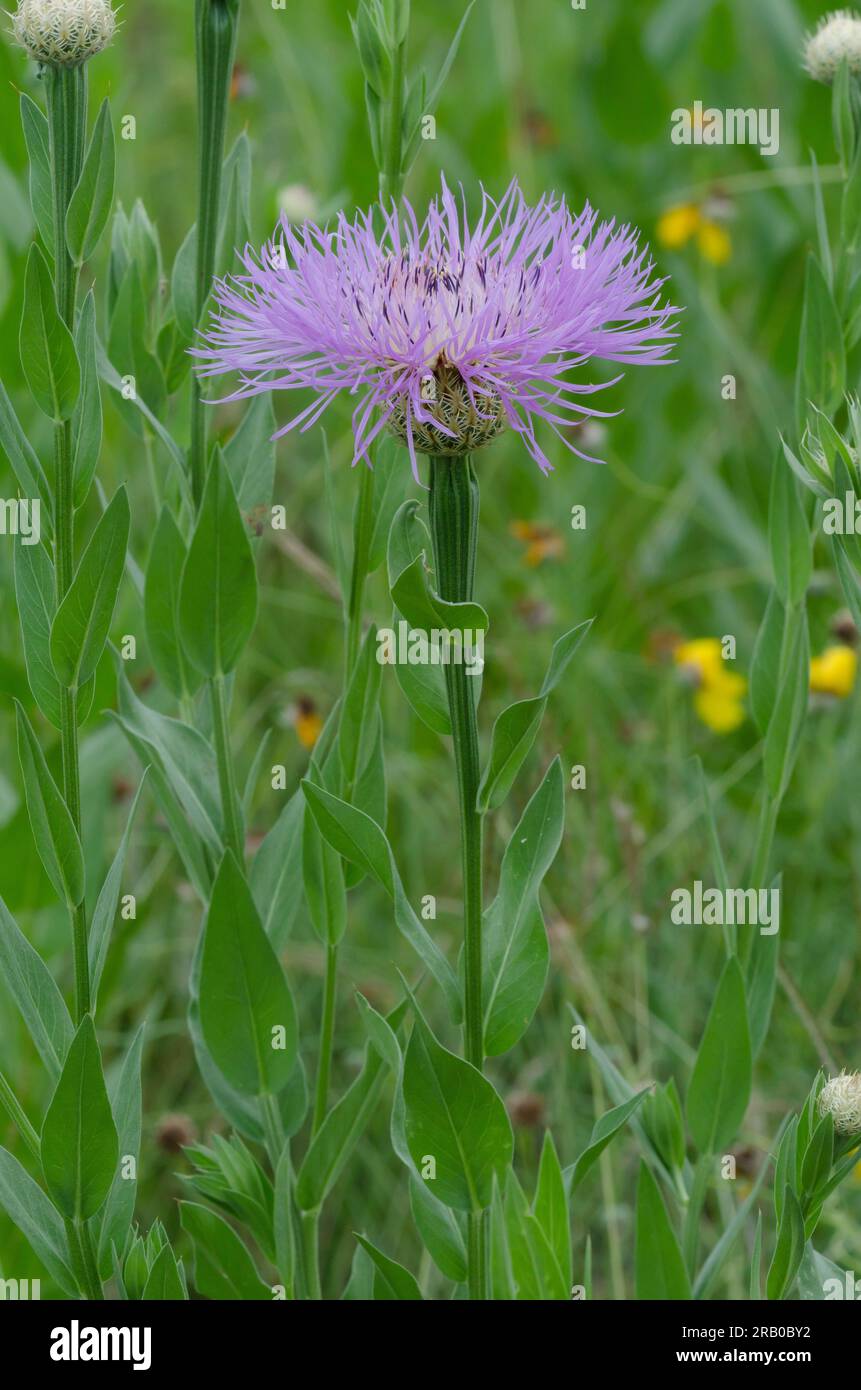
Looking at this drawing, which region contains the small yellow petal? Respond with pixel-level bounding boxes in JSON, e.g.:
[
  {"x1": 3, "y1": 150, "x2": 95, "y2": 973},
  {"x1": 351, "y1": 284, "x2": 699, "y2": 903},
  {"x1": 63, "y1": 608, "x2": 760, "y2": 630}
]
[
  {"x1": 674, "y1": 637, "x2": 725, "y2": 684},
  {"x1": 697, "y1": 220, "x2": 732, "y2": 266},
  {"x1": 295, "y1": 711, "x2": 324, "y2": 749},
  {"x1": 810, "y1": 646, "x2": 858, "y2": 698},
  {"x1": 694, "y1": 688, "x2": 746, "y2": 733},
  {"x1": 656, "y1": 204, "x2": 701, "y2": 250},
  {"x1": 709, "y1": 669, "x2": 748, "y2": 699}
]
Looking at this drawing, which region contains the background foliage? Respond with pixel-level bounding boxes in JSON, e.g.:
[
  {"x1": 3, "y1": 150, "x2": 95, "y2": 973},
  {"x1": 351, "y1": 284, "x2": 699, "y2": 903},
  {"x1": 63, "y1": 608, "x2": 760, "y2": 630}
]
[{"x1": 0, "y1": 0, "x2": 858, "y2": 1298}]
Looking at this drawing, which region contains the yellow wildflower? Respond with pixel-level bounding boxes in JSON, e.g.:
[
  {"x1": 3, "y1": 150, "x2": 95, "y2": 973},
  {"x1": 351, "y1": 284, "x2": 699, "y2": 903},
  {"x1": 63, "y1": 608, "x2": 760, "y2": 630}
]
[
  {"x1": 656, "y1": 203, "x2": 701, "y2": 250},
  {"x1": 674, "y1": 638, "x2": 747, "y2": 733},
  {"x1": 810, "y1": 645, "x2": 858, "y2": 698},
  {"x1": 696, "y1": 219, "x2": 732, "y2": 265},
  {"x1": 656, "y1": 203, "x2": 732, "y2": 265},
  {"x1": 293, "y1": 697, "x2": 323, "y2": 749},
  {"x1": 509, "y1": 520, "x2": 564, "y2": 568}
]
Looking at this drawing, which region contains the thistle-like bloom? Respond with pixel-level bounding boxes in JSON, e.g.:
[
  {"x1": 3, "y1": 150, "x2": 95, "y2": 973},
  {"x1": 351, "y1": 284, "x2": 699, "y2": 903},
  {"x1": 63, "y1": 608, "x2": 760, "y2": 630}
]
[
  {"x1": 9, "y1": 0, "x2": 117, "y2": 66},
  {"x1": 804, "y1": 9, "x2": 861, "y2": 84},
  {"x1": 818, "y1": 1070, "x2": 861, "y2": 1135},
  {"x1": 195, "y1": 177, "x2": 677, "y2": 478}
]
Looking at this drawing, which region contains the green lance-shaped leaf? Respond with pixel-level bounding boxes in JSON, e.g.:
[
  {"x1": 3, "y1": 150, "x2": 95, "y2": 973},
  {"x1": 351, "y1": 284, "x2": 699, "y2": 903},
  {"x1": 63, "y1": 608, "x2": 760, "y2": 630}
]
[
  {"x1": 635, "y1": 1162, "x2": 691, "y2": 1300},
  {"x1": 180, "y1": 1202, "x2": 272, "y2": 1301},
  {"x1": 215, "y1": 136, "x2": 252, "y2": 285},
  {"x1": 20, "y1": 244, "x2": 80, "y2": 422},
  {"x1": 478, "y1": 621, "x2": 592, "y2": 813},
  {"x1": 72, "y1": 292, "x2": 103, "y2": 509},
  {"x1": 505, "y1": 1168, "x2": 568, "y2": 1300},
  {"x1": 66, "y1": 98, "x2": 116, "y2": 265},
  {"x1": 0, "y1": 380, "x2": 52, "y2": 516},
  {"x1": 111, "y1": 657, "x2": 222, "y2": 856},
  {"x1": 13, "y1": 543, "x2": 96, "y2": 731},
  {"x1": 222, "y1": 391, "x2": 277, "y2": 518},
  {"x1": 391, "y1": 549, "x2": 488, "y2": 637},
  {"x1": 14, "y1": 540, "x2": 64, "y2": 729},
  {"x1": 179, "y1": 450, "x2": 258, "y2": 676},
  {"x1": 302, "y1": 808, "x2": 347, "y2": 948},
  {"x1": 409, "y1": 1175, "x2": 467, "y2": 1284},
  {"x1": 250, "y1": 786, "x2": 305, "y2": 950},
  {"x1": 295, "y1": 998, "x2": 405, "y2": 1213},
  {"x1": 642, "y1": 1078, "x2": 686, "y2": 1174},
  {"x1": 400, "y1": 1007, "x2": 513, "y2": 1213},
  {"x1": 368, "y1": 437, "x2": 409, "y2": 573},
  {"x1": 564, "y1": 1089, "x2": 651, "y2": 1193},
  {"x1": 795, "y1": 253, "x2": 845, "y2": 437},
  {"x1": 767, "y1": 1188, "x2": 806, "y2": 1301},
  {"x1": 301, "y1": 779, "x2": 462, "y2": 1020},
  {"x1": 41, "y1": 1014, "x2": 119, "y2": 1222},
  {"x1": 768, "y1": 455, "x2": 812, "y2": 608},
  {"x1": 385, "y1": 500, "x2": 452, "y2": 734},
  {"x1": 482, "y1": 757, "x2": 564, "y2": 1056},
  {"x1": 89, "y1": 775, "x2": 148, "y2": 1006},
  {"x1": 50, "y1": 486, "x2": 129, "y2": 691},
  {"x1": 339, "y1": 624, "x2": 383, "y2": 790},
  {"x1": 171, "y1": 222, "x2": 198, "y2": 340},
  {"x1": 353, "y1": 1234, "x2": 423, "y2": 1300},
  {"x1": 0, "y1": 893, "x2": 74, "y2": 1081},
  {"x1": 142, "y1": 1244, "x2": 187, "y2": 1301},
  {"x1": 388, "y1": 498, "x2": 488, "y2": 635},
  {"x1": 350, "y1": 0, "x2": 391, "y2": 99},
  {"x1": 532, "y1": 1131, "x2": 572, "y2": 1292},
  {"x1": 199, "y1": 851, "x2": 298, "y2": 1097},
  {"x1": 145, "y1": 505, "x2": 204, "y2": 700},
  {"x1": 763, "y1": 606, "x2": 809, "y2": 802},
  {"x1": 97, "y1": 1025, "x2": 144, "y2": 1276},
  {"x1": 15, "y1": 700, "x2": 85, "y2": 908},
  {"x1": 750, "y1": 591, "x2": 785, "y2": 738},
  {"x1": 20, "y1": 93, "x2": 54, "y2": 259},
  {"x1": 686, "y1": 955, "x2": 752, "y2": 1155},
  {"x1": 0, "y1": 1147, "x2": 77, "y2": 1296}
]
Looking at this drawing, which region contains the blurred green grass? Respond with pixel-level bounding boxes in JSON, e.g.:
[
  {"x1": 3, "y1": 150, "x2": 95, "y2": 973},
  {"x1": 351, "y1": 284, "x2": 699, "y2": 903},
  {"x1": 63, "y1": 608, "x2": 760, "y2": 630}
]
[{"x1": 1, "y1": 0, "x2": 859, "y2": 1297}]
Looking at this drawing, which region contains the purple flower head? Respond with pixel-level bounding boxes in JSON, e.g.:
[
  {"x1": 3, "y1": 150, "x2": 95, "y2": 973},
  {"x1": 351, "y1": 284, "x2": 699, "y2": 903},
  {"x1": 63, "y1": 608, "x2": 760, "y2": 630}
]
[{"x1": 194, "y1": 176, "x2": 678, "y2": 479}]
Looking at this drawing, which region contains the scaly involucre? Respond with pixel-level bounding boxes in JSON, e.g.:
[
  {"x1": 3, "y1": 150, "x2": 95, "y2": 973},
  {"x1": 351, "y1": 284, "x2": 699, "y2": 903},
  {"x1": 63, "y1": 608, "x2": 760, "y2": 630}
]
[
  {"x1": 10, "y1": 0, "x2": 117, "y2": 65},
  {"x1": 195, "y1": 176, "x2": 678, "y2": 478}
]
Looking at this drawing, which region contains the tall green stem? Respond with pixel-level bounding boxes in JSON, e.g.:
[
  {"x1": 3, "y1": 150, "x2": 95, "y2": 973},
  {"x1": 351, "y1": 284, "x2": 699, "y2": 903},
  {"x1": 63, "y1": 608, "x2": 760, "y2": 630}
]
[
  {"x1": 46, "y1": 64, "x2": 90, "y2": 1025},
  {"x1": 301, "y1": 1210, "x2": 323, "y2": 1301},
  {"x1": 46, "y1": 64, "x2": 86, "y2": 326},
  {"x1": 428, "y1": 454, "x2": 486, "y2": 1300},
  {"x1": 428, "y1": 456, "x2": 483, "y2": 1067},
  {"x1": 194, "y1": 2, "x2": 246, "y2": 874},
  {"x1": 192, "y1": 0, "x2": 240, "y2": 510},
  {"x1": 312, "y1": 945, "x2": 338, "y2": 1135},
  {"x1": 210, "y1": 674, "x2": 245, "y2": 866},
  {"x1": 344, "y1": 467, "x2": 376, "y2": 675}
]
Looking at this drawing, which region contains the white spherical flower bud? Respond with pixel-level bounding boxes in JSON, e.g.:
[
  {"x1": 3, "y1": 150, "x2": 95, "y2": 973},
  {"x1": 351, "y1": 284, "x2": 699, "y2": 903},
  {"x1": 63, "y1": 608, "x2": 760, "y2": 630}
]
[
  {"x1": 804, "y1": 9, "x2": 861, "y2": 84},
  {"x1": 818, "y1": 1070, "x2": 861, "y2": 1135},
  {"x1": 9, "y1": 0, "x2": 118, "y2": 67}
]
